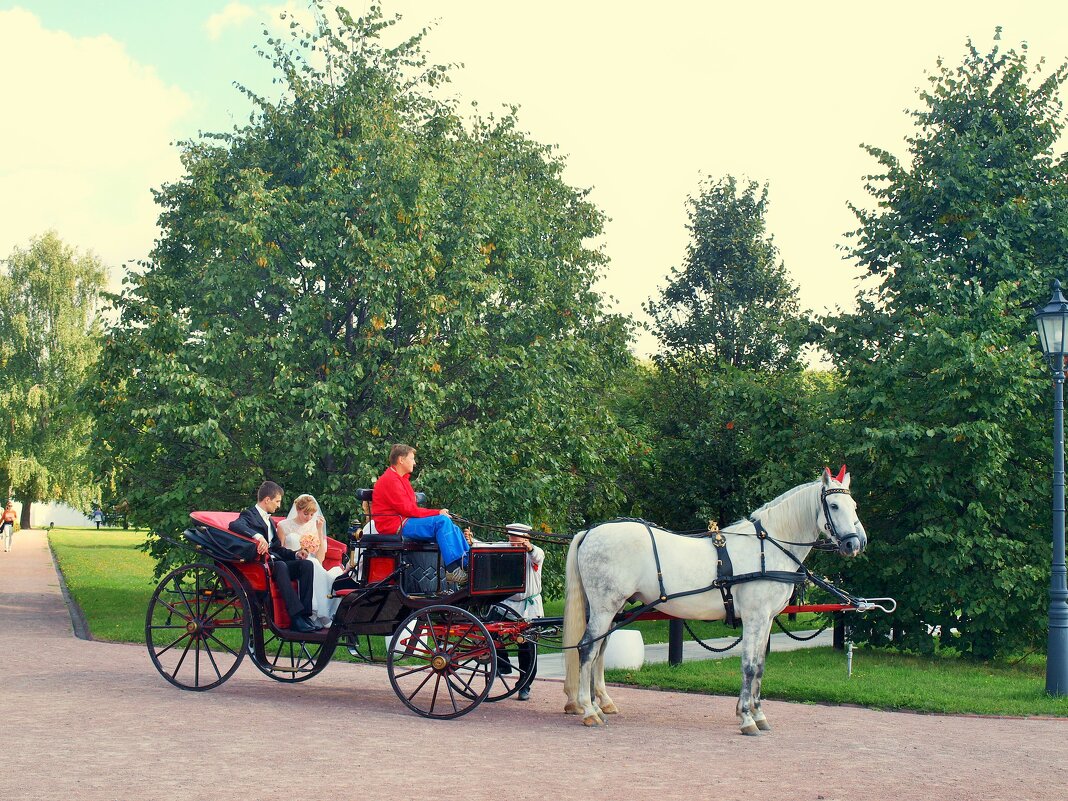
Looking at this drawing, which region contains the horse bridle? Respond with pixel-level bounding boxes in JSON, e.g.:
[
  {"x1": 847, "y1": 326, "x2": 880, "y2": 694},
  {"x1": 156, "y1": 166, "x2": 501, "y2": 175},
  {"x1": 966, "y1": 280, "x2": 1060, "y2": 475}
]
[{"x1": 820, "y1": 485, "x2": 863, "y2": 552}]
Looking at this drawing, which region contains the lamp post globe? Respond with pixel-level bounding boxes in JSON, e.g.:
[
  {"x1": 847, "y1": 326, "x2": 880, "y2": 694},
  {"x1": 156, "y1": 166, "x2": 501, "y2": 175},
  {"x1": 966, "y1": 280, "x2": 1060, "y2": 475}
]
[{"x1": 1033, "y1": 279, "x2": 1068, "y2": 696}]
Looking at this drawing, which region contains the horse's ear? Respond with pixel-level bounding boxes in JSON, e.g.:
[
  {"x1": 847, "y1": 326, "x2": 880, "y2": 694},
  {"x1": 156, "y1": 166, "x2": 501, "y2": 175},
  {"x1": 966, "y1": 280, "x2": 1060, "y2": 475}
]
[
  {"x1": 840, "y1": 469, "x2": 851, "y2": 489},
  {"x1": 821, "y1": 467, "x2": 833, "y2": 486},
  {"x1": 835, "y1": 464, "x2": 847, "y2": 484}
]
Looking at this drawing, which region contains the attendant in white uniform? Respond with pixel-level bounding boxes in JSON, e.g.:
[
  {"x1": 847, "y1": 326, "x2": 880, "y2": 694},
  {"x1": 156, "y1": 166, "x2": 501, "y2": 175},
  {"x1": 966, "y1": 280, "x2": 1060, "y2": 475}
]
[{"x1": 501, "y1": 523, "x2": 544, "y2": 700}]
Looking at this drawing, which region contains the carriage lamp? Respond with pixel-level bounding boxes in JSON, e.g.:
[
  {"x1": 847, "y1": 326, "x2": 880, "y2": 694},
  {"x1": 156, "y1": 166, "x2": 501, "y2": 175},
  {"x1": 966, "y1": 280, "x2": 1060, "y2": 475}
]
[{"x1": 1033, "y1": 279, "x2": 1068, "y2": 696}]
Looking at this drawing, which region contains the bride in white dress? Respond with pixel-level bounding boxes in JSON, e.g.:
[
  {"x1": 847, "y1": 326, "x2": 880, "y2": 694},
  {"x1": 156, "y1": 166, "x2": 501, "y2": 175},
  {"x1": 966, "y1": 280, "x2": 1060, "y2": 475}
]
[{"x1": 278, "y1": 494, "x2": 343, "y2": 627}]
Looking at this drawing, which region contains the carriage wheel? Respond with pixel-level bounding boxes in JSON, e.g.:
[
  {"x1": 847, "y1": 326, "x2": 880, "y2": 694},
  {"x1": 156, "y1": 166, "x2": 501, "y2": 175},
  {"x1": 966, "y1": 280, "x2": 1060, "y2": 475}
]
[
  {"x1": 387, "y1": 605, "x2": 496, "y2": 719},
  {"x1": 477, "y1": 604, "x2": 537, "y2": 702},
  {"x1": 250, "y1": 631, "x2": 335, "y2": 683},
  {"x1": 486, "y1": 638, "x2": 537, "y2": 702},
  {"x1": 145, "y1": 562, "x2": 249, "y2": 691}
]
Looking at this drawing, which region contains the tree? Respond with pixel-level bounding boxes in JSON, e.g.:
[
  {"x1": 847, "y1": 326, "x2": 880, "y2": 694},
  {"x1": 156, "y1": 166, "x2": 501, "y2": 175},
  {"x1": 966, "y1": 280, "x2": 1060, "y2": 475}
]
[
  {"x1": 616, "y1": 362, "x2": 841, "y2": 531},
  {"x1": 628, "y1": 176, "x2": 818, "y2": 531},
  {"x1": 823, "y1": 35, "x2": 1068, "y2": 658},
  {"x1": 645, "y1": 176, "x2": 810, "y2": 371},
  {"x1": 93, "y1": 5, "x2": 637, "y2": 571},
  {"x1": 0, "y1": 231, "x2": 106, "y2": 527}
]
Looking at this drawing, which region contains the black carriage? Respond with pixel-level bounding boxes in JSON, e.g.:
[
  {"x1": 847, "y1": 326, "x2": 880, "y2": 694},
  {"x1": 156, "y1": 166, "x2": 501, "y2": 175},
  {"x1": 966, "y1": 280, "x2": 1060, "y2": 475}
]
[{"x1": 145, "y1": 490, "x2": 555, "y2": 718}]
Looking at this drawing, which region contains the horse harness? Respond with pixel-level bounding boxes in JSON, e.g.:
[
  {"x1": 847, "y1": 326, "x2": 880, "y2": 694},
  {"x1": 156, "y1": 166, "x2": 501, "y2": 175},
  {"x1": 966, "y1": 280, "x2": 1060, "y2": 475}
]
[
  {"x1": 595, "y1": 487, "x2": 857, "y2": 630},
  {"x1": 707, "y1": 519, "x2": 827, "y2": 627}
]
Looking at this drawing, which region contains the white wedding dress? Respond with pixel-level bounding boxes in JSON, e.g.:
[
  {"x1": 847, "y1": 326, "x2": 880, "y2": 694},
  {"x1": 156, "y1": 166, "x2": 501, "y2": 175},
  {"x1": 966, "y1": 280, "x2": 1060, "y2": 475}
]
[{"x1": 279, "y1": 509, "x2": 344, "y2": 626}]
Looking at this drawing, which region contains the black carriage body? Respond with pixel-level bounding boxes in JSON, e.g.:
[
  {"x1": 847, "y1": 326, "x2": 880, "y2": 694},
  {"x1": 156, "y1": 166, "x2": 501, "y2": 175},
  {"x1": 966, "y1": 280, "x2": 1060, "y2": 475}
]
[{"x1": 149, "y1": 500, "x2": 535, "y2": 716}]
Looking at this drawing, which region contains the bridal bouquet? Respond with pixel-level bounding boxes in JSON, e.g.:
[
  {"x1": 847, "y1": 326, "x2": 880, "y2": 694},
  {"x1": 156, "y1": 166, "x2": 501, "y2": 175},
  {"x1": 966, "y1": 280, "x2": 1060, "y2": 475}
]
[{"x1": 300, "y1": 533, "x2": 319, "y2": 552}]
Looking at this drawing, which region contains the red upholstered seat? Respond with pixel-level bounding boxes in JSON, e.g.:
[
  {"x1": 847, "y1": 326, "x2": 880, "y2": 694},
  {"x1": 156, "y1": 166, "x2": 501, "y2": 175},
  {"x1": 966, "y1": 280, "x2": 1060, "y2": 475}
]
[
  {"x1": 232, "y1": 561, "x2": 269, "y2": 591},
  {"x1": 323, "y1": 536, "x2": 346, "y2": 571},
  {"x1": 188, "y1": 511, "x2": 348, "y2": 630},
  {"x1": 190, "y1": 510, "x2": 243, "y2": 531}
]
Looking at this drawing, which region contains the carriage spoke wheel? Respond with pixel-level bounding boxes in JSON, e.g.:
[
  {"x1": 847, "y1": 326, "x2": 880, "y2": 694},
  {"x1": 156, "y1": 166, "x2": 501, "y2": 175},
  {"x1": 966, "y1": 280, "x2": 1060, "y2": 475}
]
[
  {"x1": 486, "y1": 637, "x2": 536, "y2": 702},
  {"x1": 387, "y1": 605, "x2": 496, "y2": 719},
  {"x1": 251, "y1": 630, "x2": 334, "y2": 683},
  {"x1": 146, "y1": 562, "x2": 249, "y2": 691}
]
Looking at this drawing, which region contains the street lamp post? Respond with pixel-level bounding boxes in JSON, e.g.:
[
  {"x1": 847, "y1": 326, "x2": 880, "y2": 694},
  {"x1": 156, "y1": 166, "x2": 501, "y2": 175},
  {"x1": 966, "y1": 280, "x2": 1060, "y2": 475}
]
[{"x1": 1033, "y1": 279, "x2": 1068, "y2": 696}]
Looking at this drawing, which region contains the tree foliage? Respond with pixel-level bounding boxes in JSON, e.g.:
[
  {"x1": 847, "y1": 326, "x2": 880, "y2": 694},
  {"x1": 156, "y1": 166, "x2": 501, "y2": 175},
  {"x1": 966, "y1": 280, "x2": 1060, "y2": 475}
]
[
  {"x1": 824, "y1": 35, "x2": 1068, "y2": 658},
  {"x1": 645, "y1": 176, "x2": 809, "y2": 371},
  {"x1": 0, "y1": 231, "x2": 106, "y2": 526},
  {"x1": 93, "y1": 5, "x2": 636, "y2": 571},
  {"x1": 617, "y1": 362, "x2": 841, "y2": 532},
  {"x1": 628, "y1": 176, "x2": 823, "y2": 533}
]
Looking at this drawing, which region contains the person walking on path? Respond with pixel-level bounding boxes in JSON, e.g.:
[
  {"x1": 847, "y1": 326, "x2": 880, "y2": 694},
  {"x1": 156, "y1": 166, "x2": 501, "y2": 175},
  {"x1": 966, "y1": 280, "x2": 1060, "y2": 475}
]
[
  {"x1": 91, "y1": 507, "x2": 104, "y2": 530},
  {"x1": 2, "y1": 502, "x2": 15, "y2": 552}
]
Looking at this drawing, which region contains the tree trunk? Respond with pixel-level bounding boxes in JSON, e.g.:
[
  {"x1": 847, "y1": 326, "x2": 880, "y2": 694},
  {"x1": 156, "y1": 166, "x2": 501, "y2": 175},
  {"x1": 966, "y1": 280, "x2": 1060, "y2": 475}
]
[{"x1": 19, "y1": 501, "x2": 31, "y2": 529}]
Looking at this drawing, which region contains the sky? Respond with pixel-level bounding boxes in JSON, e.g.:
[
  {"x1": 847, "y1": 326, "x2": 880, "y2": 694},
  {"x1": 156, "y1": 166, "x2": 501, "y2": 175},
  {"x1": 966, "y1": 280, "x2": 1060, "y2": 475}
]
[{"x1": 3, "y1": 1, "x2": 1068, "y2": 356}]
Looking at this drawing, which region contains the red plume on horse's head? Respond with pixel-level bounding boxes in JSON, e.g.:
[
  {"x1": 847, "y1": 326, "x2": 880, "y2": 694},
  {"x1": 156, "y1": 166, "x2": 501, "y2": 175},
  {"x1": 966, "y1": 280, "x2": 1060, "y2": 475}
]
[{"x1": 824, "y1": 464, "x2": 847, "y2": 483}]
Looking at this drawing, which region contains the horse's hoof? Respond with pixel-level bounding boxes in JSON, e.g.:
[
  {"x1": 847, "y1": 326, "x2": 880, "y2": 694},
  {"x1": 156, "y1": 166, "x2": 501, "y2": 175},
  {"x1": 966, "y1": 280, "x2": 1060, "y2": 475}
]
[
  {"x1": 582, "y1": 714, "x2": 603, "y2": 727},
  {"x1": 740, "y1": 723, "x2": 760, "y2": 736},
  {"x1": 600, "y1": 702, "x2": 619, "y2": 715},
  {"x1": 755, "y1": 719, "x2": 772, "y2": 731},
  {"x1": 564, "y1": 702, "x2": 582, "y2": 715}
]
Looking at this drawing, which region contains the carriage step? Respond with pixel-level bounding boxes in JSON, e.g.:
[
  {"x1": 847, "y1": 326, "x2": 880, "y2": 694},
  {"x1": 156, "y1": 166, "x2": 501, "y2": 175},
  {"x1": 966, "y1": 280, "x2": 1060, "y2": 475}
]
[{"x1": 273, "y1": 626, "x2": 330, "y2": 642}]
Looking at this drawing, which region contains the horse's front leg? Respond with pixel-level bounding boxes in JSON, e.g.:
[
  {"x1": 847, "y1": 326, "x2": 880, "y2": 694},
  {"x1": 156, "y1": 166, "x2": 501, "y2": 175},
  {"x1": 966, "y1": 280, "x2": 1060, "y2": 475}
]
[
  {"x1": 736, "y1": 617, "x2": 773, "y2": 736},
  {"x1": 749, "y1": 616, "x2": 776, "y2": 732}
]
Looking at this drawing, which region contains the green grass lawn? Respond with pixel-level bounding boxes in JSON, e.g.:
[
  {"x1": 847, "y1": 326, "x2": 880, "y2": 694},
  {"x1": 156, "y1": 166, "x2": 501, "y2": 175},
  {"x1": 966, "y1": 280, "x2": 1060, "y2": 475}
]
[
  {"x1": 48, "y1": 527, "x2": 1068, "y2": 716},
  {"x1": 605, "y1": 647, "x2": 1068, "y2": 717},
  {"x1": 49, "y1": 527, "x2": 159, "y2": 643}
]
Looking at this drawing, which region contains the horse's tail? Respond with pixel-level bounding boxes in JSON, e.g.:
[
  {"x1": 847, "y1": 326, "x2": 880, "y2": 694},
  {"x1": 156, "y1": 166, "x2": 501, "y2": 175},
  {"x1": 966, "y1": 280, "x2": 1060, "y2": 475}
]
[{"x1": 562, "y1": 529, "x2": 588, "y2": 709}]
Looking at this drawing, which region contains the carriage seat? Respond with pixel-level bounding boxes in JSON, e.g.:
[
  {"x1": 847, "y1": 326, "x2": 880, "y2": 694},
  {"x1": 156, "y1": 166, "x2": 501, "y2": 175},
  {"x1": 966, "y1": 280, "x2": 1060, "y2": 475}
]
[
  {"x1": 189, "y1": 510, "x2": 348, "y2": 629},
  {"x1": 353, "y1": 518, "x2": 403, "y2": 547},
  {"x1": 356, "y1": 488, "x2": 428, "y2": 504},
  {"x1": 352, "y1": 488, "x2": 447, "y2": 594},
  {"x1": 189, "y1": 511, "x2": 347, "y2": 571}
]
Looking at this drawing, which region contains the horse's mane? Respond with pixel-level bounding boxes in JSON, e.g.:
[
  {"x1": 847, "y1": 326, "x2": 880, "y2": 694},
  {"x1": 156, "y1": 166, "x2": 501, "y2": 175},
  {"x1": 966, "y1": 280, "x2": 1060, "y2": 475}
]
[{"x1": 725, "y1": 480, "x2": 821, "y2": 538}]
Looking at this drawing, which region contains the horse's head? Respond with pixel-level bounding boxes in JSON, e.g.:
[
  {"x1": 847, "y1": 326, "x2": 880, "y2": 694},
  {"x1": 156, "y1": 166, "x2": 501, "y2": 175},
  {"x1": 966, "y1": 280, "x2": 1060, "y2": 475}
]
[{"x1": 818, "y1": 466, "x2": 866, "y2": 557}]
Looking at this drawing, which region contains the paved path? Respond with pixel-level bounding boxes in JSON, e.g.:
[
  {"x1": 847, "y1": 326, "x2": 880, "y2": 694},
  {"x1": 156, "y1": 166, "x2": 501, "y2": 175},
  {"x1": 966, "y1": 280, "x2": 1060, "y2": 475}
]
[{"x1": 2, "y1": 529, "x2": 1066, "y2": 801}]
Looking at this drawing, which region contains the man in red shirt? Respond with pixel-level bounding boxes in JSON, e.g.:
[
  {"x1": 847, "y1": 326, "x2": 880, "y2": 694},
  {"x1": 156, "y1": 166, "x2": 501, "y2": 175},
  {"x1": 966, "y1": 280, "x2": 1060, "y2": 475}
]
[{"x1": 371, "y1": 444, "x2": 470, "y2": 584}]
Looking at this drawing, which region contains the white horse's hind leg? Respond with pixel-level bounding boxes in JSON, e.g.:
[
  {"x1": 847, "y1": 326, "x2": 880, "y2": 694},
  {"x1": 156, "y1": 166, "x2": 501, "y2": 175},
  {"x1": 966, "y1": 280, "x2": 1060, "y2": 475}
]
[
  {"x1": 751, "y1": 707, "x2": 771, "y2": 731},
  {"x1": 563, "y1": 649, "x2": 583, "y2": 715},
  {"x1": 592, "y1": 638, "x2": 619, "y2": 715},
  {"x1": 736, "y1": 617, "x2": 774, "y2": 736},
  {"x1": 576, "y1": 611, "x2": 616, "y2": 726}
]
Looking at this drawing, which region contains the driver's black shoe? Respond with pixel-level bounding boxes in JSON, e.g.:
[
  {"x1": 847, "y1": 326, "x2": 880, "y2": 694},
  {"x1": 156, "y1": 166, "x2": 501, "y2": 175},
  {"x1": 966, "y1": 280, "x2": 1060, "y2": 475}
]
[{"x1": 292, "y1": 615, "x2": 321, "y2": 633}]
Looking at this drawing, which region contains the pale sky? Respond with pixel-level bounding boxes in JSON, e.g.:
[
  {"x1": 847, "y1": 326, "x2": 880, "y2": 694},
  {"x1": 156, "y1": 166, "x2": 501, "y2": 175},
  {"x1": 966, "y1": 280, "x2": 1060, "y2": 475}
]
[{"x1": 3, "y1": 1, "x2": 1068, "y2": 356}]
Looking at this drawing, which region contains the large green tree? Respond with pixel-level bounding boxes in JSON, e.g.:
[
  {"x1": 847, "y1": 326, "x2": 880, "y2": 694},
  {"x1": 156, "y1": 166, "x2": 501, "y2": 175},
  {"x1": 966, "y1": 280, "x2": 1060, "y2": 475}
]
[
  {"x1": 645, "y1": 176, "x2": 810, "y2": 371},
  {"x1": 823, "y1": 35, "x2": 1068, "y2": 658},
  {"x1": 0, "y1": 231, "x2": 106, "y2": 527},
  {"x1": 616, "y1": 363, "x2": 841, "y2": 531},
  {"x1": 628, "y1": 176, "x2": 819, "y2": 530},
  {"x1": 94, "y1": 5, "x2": 636, "y2": 569}
]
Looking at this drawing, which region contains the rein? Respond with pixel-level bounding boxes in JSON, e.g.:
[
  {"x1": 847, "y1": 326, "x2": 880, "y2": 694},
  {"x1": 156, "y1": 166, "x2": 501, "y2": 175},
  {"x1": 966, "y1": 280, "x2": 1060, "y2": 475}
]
[{"x1": 448, "y1": 514, "x2": 576, "y2": 545}]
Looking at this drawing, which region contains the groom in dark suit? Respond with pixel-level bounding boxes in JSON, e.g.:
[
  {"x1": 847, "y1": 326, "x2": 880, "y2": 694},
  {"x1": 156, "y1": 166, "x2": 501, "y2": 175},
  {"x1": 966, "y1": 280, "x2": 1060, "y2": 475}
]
[{"x1": 231, "y1": 480, "x2": 321, "y2": 633}]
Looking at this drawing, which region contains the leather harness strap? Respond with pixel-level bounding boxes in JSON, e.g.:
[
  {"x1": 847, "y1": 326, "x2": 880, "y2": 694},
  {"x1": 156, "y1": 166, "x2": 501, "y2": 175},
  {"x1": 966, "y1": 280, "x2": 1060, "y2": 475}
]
[{"x1": 636, "y1": 517, "x2": 807, "y2": 629}]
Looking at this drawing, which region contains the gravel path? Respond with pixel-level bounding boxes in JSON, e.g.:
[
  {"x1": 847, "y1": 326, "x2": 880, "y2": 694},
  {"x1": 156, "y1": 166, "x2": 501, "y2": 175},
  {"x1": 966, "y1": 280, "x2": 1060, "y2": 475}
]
[{"x1": 2, "y1": 528, "x2": 1065, "y2": 801}]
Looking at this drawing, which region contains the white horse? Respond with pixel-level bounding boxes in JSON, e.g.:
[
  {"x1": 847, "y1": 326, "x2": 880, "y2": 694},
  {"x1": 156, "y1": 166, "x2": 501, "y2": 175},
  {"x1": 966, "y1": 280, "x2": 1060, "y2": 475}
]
[{"x1": 562, "y1": 468, "x2": 867, "y2": 734}]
